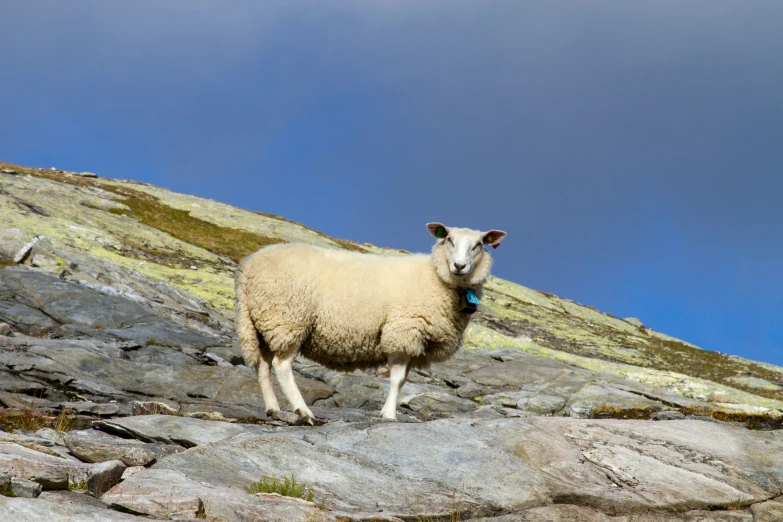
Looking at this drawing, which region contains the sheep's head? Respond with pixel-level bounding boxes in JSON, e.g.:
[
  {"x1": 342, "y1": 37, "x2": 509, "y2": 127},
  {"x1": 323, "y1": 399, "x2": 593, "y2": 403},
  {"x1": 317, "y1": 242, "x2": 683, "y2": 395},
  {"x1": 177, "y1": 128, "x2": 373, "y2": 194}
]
[{"x1": 427, "y1": 222, "x2": 506, "y2": 287}]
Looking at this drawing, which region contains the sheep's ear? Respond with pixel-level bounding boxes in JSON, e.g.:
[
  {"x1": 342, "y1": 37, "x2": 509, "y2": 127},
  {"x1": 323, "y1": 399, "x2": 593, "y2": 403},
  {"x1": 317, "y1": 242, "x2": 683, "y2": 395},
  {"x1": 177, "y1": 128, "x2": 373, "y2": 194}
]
[
  {"x1": 482, "y1": 230, "x2": 507, "y2": 249},
  {"x1": 426, "y1": 223, "x2": 450, "y2": 239}
]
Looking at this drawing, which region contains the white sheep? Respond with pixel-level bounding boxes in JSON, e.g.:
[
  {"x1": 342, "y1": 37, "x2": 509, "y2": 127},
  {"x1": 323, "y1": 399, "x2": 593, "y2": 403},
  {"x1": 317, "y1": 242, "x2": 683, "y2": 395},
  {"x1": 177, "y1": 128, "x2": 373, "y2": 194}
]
[{"x1": 235, "y1": 222, "x2": 506, "y2": 421}]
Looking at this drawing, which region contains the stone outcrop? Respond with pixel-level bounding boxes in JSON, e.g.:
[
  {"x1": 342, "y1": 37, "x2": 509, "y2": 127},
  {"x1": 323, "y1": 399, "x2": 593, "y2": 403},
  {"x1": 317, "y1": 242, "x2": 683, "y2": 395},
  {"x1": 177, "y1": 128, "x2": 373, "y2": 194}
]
[{"x1": 0, "y1": 161, "x2": 781, "y2": 521}]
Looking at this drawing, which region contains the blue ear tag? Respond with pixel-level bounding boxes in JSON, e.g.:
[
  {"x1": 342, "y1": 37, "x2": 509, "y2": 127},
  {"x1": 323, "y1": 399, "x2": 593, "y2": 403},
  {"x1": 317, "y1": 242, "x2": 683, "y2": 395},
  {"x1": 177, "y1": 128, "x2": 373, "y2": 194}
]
[{"x1": 457, "y1": 287, "x2": 480, "y2": 314}]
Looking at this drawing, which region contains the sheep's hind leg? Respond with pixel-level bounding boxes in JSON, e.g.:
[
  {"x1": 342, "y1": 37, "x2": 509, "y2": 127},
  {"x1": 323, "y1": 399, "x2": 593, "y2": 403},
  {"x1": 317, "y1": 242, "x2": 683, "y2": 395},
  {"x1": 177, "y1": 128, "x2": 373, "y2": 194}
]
[
  {"x1": 272, "y1": 351, "x2": 315, "y2": 424},
  {"x1": 380, "y1": 354, "x2": 412, "y2": 420},
  {"x1": 256, "y1": 341, "x2": 280, "y2": 414}
]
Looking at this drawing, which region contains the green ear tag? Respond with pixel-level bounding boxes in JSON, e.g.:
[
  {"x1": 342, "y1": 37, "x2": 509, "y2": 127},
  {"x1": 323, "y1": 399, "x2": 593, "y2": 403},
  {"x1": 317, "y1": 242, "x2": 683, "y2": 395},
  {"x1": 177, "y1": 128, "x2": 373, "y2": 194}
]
[{"x1": 435, "y1": 227, "x2": 447, "y2": 238}]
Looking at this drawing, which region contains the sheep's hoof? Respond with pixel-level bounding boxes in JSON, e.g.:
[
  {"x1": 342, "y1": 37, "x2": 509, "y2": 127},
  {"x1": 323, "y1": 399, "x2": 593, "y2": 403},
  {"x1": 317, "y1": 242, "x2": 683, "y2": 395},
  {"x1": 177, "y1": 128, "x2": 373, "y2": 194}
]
[{"x1": 295, "y1": 408, "x2": 316, "y2": 426}]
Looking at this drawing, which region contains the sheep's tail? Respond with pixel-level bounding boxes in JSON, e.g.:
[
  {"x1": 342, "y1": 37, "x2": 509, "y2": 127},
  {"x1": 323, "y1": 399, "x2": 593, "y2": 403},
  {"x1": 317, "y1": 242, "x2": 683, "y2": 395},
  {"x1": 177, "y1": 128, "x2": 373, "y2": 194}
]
[{"x1": 235, "y1": 268, "x2": 261, "y2": 369}]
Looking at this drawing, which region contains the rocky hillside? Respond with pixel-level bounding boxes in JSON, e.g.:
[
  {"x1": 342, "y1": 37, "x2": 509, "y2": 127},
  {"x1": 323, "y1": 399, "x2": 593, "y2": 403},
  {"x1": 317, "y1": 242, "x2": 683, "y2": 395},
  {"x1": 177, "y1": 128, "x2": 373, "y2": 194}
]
[{"x1": 0, "y1": 161, "x2": 781, "y2": 521}]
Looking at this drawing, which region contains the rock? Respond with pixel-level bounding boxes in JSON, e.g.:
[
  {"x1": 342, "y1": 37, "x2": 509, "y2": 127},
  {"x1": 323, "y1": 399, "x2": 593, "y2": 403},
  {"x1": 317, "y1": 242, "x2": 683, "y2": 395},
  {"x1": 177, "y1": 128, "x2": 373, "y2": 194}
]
[
  {"x1": 624, "y1": 317, "x2": 645, "y2": 328},
  {"x1": 751, "y1": 500, "x2": 783, "y2": 522},
  {"x1": 206, "y1": 345, "x2": 245, "y2": 366},
  {"x1": 127, "y1": 345, "x2": 199, "y2": 365},
  {"x1": 34, "y1": 429, "x2": 66, "y2": 446},
  {"x1": 0, "y1": 443, "x2": 84, "y2": 490},
  {"x1": 0, "y1": 268, "x2": 222, "y2": 347},
  {"x1": 75, "y1": 172, "x2": 99, "y2": 178},
  {"x1": 120, "y1": 465, "x2": 145, "y2": 480},
  {"x1": 12, "y1": 235, "x2": 44, "y2": 264},
  {"x1": 0, "y1": 495, "x2": 142, "y2": 521},
  {"x1": 0, "y1": 301, "x2": 60, "y2": 335},
  {"x1": 0, "y1": 322, "x2": 10, "y2": 336},
  {"x1": 0, "y1": 373, "x2": 46, "y2": 395},
  {"x1": 86, "y1": 459, "x2": 125, "y2": 497},
  {"x1": 60, "y1": 401, "x2": 120, "y2": 416},
  {"x1": 652, "y1": 410, "x2": 686, "y2": 421},
  {"x1": 1, "y1": 168, "x2": 18, "y2": 175},
  {"x1": 10, "y1": 477, "x2": 42, "y2": 498},
  {"x1": 400, "y1": 392, "x2": 477, "y2": 414},
  {"x1": 0, "y1": 228, "x2": 27, "y2": 259},
  {"x1": 569, "y1": 405, "x2": 593, "y2": 418},
  {"x1": 269, "y1": 409, "x2": 306, "y2": 425},
  {"x1": 490, "y1": 353, "x2": 515, "y2": 362},
  {"x1": 515, "y1": 394, "x2": 566, "y2": 415},
  {"x1": 154, "y1": 416, "x2": 782, "y2": 519},
  {"x1": 93, "y1": 414, "x2": 270, "y2": 448},
  {"x1": 30, "y1": 251, "x2": 60, "y2": 270},
  {"x1": 131, "y1": 398, "x2": 180, "y2": 416},
  {"x1": 455, "y1": 381, "x2": 488, "y2": 399},
  {"x1": 480, "y1": 390, "x2": 535, "y2": 408},
  {"x1": 63, "y1": 430, "x2": 161, "y2": 466},
  {"x1": 568, "y1": 383, "x2": 662, "y2": 415},
  {"x1": 102, "y1": 468, "x2": 335, "y2": 522}
]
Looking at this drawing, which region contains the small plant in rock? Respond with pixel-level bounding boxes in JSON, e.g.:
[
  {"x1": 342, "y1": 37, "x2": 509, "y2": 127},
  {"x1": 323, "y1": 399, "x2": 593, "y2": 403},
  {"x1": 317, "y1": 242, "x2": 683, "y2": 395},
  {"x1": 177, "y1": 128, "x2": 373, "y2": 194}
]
[
  {"x1": 68, "y1": 479, "x2": 88, "y2": 491},
  {"x1": 246, "y1": 474, "x2": 321, "y2": 505}
]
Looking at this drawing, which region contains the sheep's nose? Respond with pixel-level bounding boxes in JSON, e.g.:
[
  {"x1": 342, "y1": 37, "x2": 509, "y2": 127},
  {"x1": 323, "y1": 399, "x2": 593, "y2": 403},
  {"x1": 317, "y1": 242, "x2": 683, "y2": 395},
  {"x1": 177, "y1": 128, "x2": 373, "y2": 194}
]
[{"x1": 454, "y1": 262, "x2": 466, "y2": 271}]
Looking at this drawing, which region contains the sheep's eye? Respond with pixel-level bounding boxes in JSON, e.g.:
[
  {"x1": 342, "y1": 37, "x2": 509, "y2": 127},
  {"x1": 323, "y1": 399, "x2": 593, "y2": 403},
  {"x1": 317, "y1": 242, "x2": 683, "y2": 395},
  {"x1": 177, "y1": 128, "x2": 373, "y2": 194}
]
[
  {"x1": 473, "y1": 242, "x2": 481, "y2": 250},
  {"x1": 447, "y1": 238, "x2": 454, "y2": 246}
]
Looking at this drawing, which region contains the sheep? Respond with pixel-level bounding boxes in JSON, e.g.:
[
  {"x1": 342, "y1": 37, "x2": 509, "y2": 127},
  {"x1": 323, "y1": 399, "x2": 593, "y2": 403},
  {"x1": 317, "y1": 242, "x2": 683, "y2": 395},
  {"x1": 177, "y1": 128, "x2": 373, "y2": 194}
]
[{"x1": 235, "y1": 222, "x2": 506, "y2": 422}]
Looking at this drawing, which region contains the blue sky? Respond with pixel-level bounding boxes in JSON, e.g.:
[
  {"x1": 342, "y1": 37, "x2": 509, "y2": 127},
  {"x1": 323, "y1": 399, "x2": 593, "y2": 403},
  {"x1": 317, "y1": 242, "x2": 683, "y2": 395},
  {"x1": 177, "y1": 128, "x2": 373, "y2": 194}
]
[{"x1": 1, "y1": 2, "x2": 781, "y2": 365}]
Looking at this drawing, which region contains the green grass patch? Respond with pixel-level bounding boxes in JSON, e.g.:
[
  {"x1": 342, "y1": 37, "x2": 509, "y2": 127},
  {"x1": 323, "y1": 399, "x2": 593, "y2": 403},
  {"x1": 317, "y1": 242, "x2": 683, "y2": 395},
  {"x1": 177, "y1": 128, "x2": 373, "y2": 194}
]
[
  {"x1": 0, "y1": 480, "x2": 16, "y2": 497},
  {"x1": 108, "y1": 194, "x2": 284, "y2": 262},
  {"x1": 246, "y1": 474, "x2": 320, "y2": 505},
  {"x1": 68, "y1": 479, "x2": 87, "y2": 491}
]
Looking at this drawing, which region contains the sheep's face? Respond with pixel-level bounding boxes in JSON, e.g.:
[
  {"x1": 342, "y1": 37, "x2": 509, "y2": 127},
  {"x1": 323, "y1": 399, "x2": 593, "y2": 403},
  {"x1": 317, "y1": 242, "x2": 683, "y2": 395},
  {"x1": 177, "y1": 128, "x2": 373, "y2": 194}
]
[{"x1": 427, "y1": 223, "x2": 506, "y2": 282}]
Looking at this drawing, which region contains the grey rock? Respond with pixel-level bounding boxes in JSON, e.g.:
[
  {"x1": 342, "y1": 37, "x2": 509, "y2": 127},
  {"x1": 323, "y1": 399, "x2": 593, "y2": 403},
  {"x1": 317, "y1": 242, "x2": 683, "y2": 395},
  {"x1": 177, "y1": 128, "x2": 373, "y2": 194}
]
[
  {"x1": 34, "y1": 429, "x2": 66, "y2": 446},
  {"x1": 652, "y1": 410, "x2": 686, "y2": 421},
  {"x1": 624, "y1": 317, "x2": 645, "y2": 328},
  {"x1": 751, "y1": 500, "x2": 783, "y2": 522},
  {"x1": 93, "y1": 414, "x2": 271, "y2": 447},
  {"x1": 120, "y1": 465, "x2": 145, "y2": 480},
  {"x1": 0, "y1": 301, "x2": 60, "y2": 335},
  {"x1": 0, "y1": 495, "x2": 142, "y2": 521},
  {"x1": 103, "y1": 468, "x2": 335, "y2": 522},
  {"x1": 30, "y1": 251, "x2": 60, "y2": 270},
  {"x1": 400, "y1": 392, "x2": 477, "y2": 414},
  {"x1": 63, "y1": 430, "x2": 162, "y2": 466},
  {"x1": 86, "y1": 459, "x2": 125, "y2": 497},
  {"x1": 131, "y1": 398, "x2": 180, "y2": 416},
  {"x1": 206, "y1": 345, "x2": 246, "y2": 366},
  {"x1": 568, "y1": 383, "x2": 662, "y2": 413},
  {"x1": 126, "y1": 344, "x2": 200, "y2": 365},
  {"x1": 0, "y1": 322, "x2": 11, "y2": 336},
  {"x1": 490, "y1": 353, "x2": 515, "y2": 362},
  {"x1": 480, "y1": 390, "x2": 536, "y2": 408},
  {"x1": 60, "y1": 401, "x2": 120, "y2": 416},
  {"x1": 12, "y1": 236, "x2": 44, "y2": 264},
  {"x1": 0, "y1": 443, "x2": 85, "y2": 490},
  {"x1": 0, "y1": 373, "x2": 46, "y2": 395},
  {"x1": 455, "y1": 381, "x2": 488, "y2": 399},
  {"x1": 0, "y1": 268, "x2": 221, "y2": 346},
  {"x1": 569, "y1": 405, "x2": 593, "y2": 418},
  {"x1": 75, "y1": 172, "x2": 99, "y2": 178},
  {"x1": 10, "y1": 477, "x2": 42, "y2": 498},
  {"x1": 154, "y1": 417, "x2": 782, "y2": 518},
  {"x1": 515, "y1": 394, "x2": 566, "y2": 415},
  {"x1": 270, "y1": 409, "x2": 307, "y2": 425}
]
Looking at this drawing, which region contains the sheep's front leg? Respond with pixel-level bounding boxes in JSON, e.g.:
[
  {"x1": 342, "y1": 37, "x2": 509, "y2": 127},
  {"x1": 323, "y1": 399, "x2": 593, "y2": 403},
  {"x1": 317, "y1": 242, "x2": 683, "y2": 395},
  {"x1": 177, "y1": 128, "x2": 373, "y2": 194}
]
[
  {"x1": 272, "y1": 351, "x2": 315, "y2": 423},
  {"x1": 380, "y1": 354, "x2": 412, "y2": 420}
]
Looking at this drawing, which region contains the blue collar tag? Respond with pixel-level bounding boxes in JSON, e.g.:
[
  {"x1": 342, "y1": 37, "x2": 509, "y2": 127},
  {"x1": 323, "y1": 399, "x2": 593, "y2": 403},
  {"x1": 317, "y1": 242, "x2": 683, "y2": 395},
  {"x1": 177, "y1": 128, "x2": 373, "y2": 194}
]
[{"x1": 457, "y1": 287, "x2": 479, "y2": 314}]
